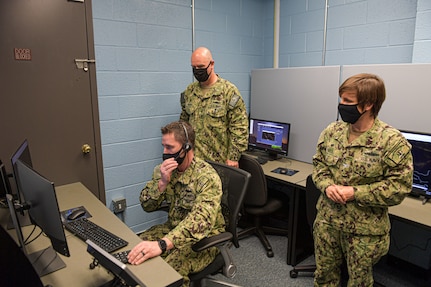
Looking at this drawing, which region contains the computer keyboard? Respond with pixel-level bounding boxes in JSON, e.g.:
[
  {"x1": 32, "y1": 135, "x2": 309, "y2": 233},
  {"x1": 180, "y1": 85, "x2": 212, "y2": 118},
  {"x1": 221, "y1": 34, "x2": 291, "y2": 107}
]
[
  {"x1": 256, "y1": 156, "x2": 268, "y2": 165},
  {"x1": 112, "y1": 249, "x2": 131, "y2": 264},
  {"x1": 64, "y1": 217, "x2": 128, "y2": 253}
]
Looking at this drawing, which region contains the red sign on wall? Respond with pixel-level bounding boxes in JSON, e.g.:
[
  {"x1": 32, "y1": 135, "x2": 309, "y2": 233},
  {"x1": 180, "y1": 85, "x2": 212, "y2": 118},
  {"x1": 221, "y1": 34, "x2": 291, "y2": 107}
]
[{"x1": 14, "y1": 48, "x2": 32, "y2": 61}]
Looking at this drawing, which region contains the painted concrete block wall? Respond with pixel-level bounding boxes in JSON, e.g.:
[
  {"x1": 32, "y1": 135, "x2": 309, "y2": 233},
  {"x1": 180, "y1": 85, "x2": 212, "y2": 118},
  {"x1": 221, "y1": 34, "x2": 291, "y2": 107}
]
[
  {"x1": 266, "y1": 0, "x2": 426, "y2": 68},
  {"x1": 92, "y1": 0, "x2": 192, "y2": 233},
  {"x1": 412, "y1": 0, "x2": 431, "y2": 62},
  {"x1": 92, "y1": 0, "x2": 266, "y2": 233}
]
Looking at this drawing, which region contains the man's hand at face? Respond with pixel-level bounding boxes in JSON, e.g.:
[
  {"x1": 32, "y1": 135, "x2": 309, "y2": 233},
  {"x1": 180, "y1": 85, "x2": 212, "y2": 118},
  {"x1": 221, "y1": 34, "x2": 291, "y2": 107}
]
[{"x1": 158, "y1": 158, "x2": 178, "y2": 192}]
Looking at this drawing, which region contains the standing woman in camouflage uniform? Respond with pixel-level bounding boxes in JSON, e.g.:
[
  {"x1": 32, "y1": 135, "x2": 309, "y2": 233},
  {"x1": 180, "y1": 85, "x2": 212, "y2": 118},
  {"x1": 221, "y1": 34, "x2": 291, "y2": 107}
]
[
  {"x1": 128, "y1": 121, "x2": 225, "y2": 287},
  {"x1": 312, "y1": 74, "x2": 413, "y2": 287},
  {"x1": 180, "y1": 47, "x2": 248, "y2": 168}
]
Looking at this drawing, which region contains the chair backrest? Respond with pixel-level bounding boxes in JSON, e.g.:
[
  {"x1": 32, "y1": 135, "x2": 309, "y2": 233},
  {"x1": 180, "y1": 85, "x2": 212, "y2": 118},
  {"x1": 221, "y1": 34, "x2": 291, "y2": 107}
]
[
  {"x1": 238, "y1": 154, "x2": 268, "y2": 206},
  {"x1": 305, "y1": 174, "x2": 322, "y2": 227},
  {"x1": 207, "y1": 161, "x2": 251, "y2": 247}
]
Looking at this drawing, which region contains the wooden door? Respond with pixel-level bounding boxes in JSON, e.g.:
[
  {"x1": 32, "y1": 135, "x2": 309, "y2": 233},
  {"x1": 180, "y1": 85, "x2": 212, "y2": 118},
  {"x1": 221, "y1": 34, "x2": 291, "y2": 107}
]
[{"x1": 0, "y1": 0, "x2": 105, "y2": 202}]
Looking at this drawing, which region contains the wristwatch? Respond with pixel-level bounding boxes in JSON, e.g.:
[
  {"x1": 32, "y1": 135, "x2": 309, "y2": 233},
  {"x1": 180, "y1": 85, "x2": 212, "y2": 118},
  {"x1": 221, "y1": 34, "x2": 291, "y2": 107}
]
[{"x1": 158, "y1": 239, "x2": 167, "y2": 253}]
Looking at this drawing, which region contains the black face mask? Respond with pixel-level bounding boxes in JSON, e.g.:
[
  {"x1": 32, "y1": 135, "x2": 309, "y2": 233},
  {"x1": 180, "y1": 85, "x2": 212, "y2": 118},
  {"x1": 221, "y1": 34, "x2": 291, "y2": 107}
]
[
  {"x1": 192, "y1": 62, "x2": 211, "y2": 82},
  {"x1": 338, "y1": 103, "x2": 364, "y2": 124},
  {"x1": 162, "y1": 148, "x2": 186, "y2": 165}
]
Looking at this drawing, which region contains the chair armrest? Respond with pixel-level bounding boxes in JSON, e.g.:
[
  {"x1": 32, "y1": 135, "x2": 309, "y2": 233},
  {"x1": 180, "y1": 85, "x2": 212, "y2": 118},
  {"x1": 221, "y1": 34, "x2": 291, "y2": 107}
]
[
  {"x1": 192, "y1": 232, "x2": 237, "y2": 278},
  {"x1": 192, "y1": 232, "x2": 233, "y2": 252}
]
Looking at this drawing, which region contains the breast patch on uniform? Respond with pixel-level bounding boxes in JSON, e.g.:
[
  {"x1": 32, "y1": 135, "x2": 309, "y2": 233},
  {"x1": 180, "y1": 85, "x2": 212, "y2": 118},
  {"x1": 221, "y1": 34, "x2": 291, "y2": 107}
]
[{"x1": 229, "y1": 94, "x2": 240, "y2": 109}]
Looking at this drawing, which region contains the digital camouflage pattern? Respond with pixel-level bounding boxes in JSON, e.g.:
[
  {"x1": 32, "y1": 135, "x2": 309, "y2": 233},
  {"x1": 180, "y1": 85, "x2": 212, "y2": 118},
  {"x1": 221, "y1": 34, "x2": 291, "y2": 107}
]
[
  {"x1": 312, "y1": 118, "x2": 413, "y2": 286},
  {"x1": 140, "y1": 157, "x2": 225, "y2": 287},
  {"x1": 180, "y1": 76, "x2": 248, "y2": 163},
  {"x1": 313, "y1": 221, "x2": 389, "y2": 287}
]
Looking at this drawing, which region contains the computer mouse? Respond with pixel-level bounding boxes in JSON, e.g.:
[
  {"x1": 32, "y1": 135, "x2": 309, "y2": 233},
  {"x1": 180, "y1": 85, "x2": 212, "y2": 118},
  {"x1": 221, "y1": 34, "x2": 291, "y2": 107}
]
[
  {"x1": 279, "y1": 168, "x2": 288, "y2": 174},
  {"x1": 67, "y1": 208, "x2": 86, "y2": 220}
]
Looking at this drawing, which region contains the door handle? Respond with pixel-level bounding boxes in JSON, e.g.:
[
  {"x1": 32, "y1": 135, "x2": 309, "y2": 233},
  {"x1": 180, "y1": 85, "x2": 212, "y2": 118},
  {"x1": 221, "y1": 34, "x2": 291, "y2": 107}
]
[
  {"x1": 74, "y1": 59, "x2": 96, "y2": 72},
  {"x1": 82, "y1": 144, "x2": 91, "y2": 154}
]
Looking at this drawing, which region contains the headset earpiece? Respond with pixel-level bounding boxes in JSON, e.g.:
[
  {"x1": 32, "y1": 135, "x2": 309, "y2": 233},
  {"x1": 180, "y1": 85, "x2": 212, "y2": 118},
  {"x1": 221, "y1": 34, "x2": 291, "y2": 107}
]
[
  {"x1": 180, "y1": 122, "x2": 192, "y2": 151},
  {"x1": 183, "y1": 143, "x2": 191, "y2": 151}
]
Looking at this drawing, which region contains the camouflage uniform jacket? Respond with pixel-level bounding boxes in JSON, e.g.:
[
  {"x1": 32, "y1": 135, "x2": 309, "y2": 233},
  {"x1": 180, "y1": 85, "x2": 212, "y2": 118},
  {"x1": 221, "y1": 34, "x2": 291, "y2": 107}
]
[
  {"x1": 140, "y1": 157, "x2": 225, "y2": 249},
  {"x1": 312, "y1": 118, "x2": 413, "y2": 235},
  {"x1": 180, "y1": 76, "x2": 248, "y2": 163}
]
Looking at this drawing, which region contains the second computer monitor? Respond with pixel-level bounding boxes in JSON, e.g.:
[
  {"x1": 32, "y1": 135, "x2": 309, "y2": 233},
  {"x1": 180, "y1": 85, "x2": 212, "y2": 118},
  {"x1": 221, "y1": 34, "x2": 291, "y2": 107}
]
[
  {"x1": 401, "y1": 130, "x2": 431, "y2": 198},
  {"x1": 248, "y1": 118, "x2": 291, "y2": 160},
  {"x1": 14, "y1": 159, "x2": 70, "y2": 257}
]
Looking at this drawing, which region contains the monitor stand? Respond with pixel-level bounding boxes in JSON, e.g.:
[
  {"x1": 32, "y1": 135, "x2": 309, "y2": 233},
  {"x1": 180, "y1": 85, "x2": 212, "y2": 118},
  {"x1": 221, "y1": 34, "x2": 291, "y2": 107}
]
[
  {"x1": 5, "y1": 194, "x2": 66, "y2": 277},
  {"x1": 28, "y1": 246, "x2": 67, "y2": 277},
  {"x1": 7, "y1": 206, "x2": 32, "y2": 229},
  {"x1": 261, "y1": 151, "x2": 281, "y2": 161}
]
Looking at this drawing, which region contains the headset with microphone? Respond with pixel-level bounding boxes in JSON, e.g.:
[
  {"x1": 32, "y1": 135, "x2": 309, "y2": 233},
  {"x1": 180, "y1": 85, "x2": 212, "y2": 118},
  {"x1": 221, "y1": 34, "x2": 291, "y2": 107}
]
[{"x1": 179, "y1": 122, "x2": 192, "y2": 152}]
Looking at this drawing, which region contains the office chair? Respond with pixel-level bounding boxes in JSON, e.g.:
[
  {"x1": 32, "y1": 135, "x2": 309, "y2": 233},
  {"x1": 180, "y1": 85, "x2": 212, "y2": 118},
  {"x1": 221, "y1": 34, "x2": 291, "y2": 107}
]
[
  {"x1": 237, "y1": 154, "x2": 289, "y2": 258},
  {"x1": 189, "y1": 161, "x2": 251, "y2": 287},
  {"x1": 289, "y1": 174, "x2": 320, "y2": 278}
]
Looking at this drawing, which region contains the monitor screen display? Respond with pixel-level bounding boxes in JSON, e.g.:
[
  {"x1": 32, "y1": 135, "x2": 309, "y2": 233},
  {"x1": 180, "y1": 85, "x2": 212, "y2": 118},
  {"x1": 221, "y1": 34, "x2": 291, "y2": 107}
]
[
  {"x1": 248, "y1": 118, "x2": 291, "y2": 159},
  {"x1": 401, "y1": 130, "x2": 431, "y2": 198}
]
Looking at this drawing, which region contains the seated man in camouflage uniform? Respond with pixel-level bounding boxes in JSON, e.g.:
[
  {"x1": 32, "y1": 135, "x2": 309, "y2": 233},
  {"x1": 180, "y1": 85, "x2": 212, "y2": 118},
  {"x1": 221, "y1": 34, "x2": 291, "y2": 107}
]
[
  {"x1": 128, "y1": 121, "x2": 225, "y2": 287},
  {"x1": 180, "y1": 46, "x2": 248, "y2": 168},
  {"x1": 312, "y1": 73, "x2": 413, "y2": 286}
]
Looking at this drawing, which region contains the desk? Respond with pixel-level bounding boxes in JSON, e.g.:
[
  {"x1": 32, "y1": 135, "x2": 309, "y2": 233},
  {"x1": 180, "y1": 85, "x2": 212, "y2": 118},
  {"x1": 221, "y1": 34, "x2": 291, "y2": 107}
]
[
  {"x1": 245, "y1": 152, "x2": 314, "y2": 266},
  {"x1": 389, "y1": 196, "x2": 431, "y2": 227},
  {"x1": 1, "y1": 182, "x2": 183, "y2": 287},
  {"x1": 388, "y1": 196, "x2": 431, "y2": 270}
]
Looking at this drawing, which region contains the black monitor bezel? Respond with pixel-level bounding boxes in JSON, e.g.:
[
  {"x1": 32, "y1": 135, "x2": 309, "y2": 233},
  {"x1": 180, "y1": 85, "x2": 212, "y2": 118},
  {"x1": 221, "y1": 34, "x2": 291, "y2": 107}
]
[
  {"x1": 86, "y1": 239, "x2": 145, "y2": 287},
  {"x1": 248, "y1": 117, "x2": 291, "y2": 159},
  {"x1": 0, "y1": 160, "x2": 12, "y2": 199},
  {"x1": 10, "y1": 139, "x2": 33, "y2": 201}
]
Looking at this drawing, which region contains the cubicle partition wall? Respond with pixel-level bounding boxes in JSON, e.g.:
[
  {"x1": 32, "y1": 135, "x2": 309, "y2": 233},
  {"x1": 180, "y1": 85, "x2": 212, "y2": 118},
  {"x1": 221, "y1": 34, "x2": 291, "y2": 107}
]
[
  {"x1": 250, "y1": 66, "x2": 340, "y2": 163},
  {"x1": 341, "y1": 64, "x2": 431, "y2": 134},
  {"x1": 251, "y1": 64, "x2": 431, "y2": 163}
]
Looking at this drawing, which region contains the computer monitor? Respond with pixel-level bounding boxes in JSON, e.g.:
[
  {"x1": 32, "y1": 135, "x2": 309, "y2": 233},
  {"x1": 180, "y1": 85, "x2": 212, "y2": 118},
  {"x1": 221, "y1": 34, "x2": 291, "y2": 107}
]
[
  {"x1": 8, "y1": 140, "x2": 33, "y2": 227},
  {"x1": 86, "y1": 239, "x2": 145, "y2": 287},
  {"x1": 400, "y1": 130, "x2": 431, "y2": 198},
  {"x1": 10, "y1": 139, "x2": 33, "y2": 199},
  {"x1": 10, "y1": 159, "x2": 70, "y2": 276},
  {"x1": 0, "y1": 159, "x2": 12, "y2": 199},
  {"x1": 248, "y1": 118, "x2": 291, "y2": 160}
]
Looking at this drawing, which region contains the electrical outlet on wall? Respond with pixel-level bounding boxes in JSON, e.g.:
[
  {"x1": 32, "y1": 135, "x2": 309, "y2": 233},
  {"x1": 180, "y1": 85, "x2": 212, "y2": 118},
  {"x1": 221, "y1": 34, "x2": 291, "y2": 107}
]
[{"x1": 112, "y1": 197, "x2": 126, "y2": 214}]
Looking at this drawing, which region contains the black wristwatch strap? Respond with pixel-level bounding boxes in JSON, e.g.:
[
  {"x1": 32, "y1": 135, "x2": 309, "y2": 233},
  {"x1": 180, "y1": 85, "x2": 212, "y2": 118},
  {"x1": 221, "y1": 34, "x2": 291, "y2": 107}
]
[{"x1": 158, "y1": 239, "x2": 167, "y2": 253}]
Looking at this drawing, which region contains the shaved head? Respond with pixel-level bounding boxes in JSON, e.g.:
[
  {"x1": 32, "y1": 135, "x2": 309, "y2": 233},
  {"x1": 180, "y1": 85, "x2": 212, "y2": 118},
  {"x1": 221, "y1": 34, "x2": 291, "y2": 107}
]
[{"x1": 191, "y1": 47, "x2": 213, "y2": 63}]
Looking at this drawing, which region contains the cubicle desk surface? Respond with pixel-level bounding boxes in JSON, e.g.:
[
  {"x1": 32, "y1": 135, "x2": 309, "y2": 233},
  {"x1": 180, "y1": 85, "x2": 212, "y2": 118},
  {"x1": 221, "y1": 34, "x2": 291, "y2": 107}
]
[
  {"x1": 389, "y1": 196, "x2": 431, "y2": 228},
  {"x1": 244, "y1": 152, "x2": 314, "y2": 266},
  {"x1": 261, "y1": 157, "x2": 313, "y2": 186},
  {"x1": 1, "y1": 182, "x2": 183, "y2": 287},
  {"x1": 388, "y1": 196, "x2": 431, "y2": 270}
]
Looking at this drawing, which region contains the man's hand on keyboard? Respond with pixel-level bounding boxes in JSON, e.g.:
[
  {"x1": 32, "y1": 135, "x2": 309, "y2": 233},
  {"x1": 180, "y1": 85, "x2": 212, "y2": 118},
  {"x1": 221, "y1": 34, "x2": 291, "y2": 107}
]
[{"x1": 128, "y1": 241, "x2": 161, "y2": 265}]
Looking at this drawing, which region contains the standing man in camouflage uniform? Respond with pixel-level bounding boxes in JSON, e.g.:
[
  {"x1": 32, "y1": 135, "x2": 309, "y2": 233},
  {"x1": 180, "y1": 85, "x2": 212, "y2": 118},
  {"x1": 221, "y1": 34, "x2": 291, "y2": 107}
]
[
  {"x1": 180, "y1": 47, "x2": 248, "y2": 168},
  {"x1": 312, "y1": 74, "x2": 413, "y2": 286},
  {"x1": 128, "y1": 121, "x2": 225, "y2": 287}
]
